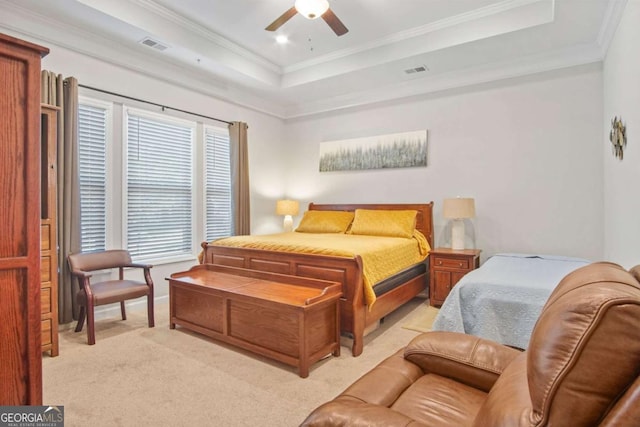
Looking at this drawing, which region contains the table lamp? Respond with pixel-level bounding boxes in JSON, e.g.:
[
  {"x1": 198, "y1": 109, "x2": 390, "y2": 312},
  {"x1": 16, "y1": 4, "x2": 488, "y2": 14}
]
[
  {"x1": 276, "y1": 199, "x2": 299, "y2": 232},
  {"x1": 443, "y1": 197, "x2": 475, "y2": 250}
]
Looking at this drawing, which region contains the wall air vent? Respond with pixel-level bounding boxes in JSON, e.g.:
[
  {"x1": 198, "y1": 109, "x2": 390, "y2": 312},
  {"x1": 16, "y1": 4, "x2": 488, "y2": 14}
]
[
  {"x1": 139, "y1": 37, "x2": 169, "y2": 51},
  {"x1": 404, "y1": 65, "x2": 429, "y2": 75}
]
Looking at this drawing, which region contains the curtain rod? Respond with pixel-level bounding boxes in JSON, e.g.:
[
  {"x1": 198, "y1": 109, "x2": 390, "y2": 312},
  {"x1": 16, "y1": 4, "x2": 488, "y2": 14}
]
[{"x1": 77, "y1": 83, "x2": 233, "y2": 126}]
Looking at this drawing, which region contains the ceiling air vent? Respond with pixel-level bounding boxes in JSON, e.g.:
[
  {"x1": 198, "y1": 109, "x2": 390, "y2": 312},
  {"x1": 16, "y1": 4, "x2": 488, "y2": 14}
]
[
  {"x1": 139, "y1": 37, "x2": 169, "y2": 51},
  {"x1": 404, "y1": 65, "x2": 429, "y2": 75}
]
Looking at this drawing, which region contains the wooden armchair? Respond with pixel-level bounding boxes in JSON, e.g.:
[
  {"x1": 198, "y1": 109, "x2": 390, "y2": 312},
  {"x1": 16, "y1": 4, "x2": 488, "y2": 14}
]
[{"x1": 67, "y1": 249, "x2": 155, "y2": 345}]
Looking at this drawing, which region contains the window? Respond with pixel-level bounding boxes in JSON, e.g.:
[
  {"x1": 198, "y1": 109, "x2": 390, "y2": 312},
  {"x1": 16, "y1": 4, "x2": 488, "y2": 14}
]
[
  {"x1": 77, "y1": 97, "x2": 232, "y2": 264},
  {"x1": 204, "y1": 127, "x2": 232, "y2": 241},
  {"x1": 125, "y1": 110, "x2": 194, "y2": 261},
  {"x1": 78, "y1": 103, "x2": 108, "y2": 253}
]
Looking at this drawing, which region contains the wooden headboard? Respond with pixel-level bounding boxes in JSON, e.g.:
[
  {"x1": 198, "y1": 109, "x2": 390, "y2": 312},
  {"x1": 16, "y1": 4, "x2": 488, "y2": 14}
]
[{"x1": 308, "y1": 202, "x2": 434, "y2": 249}]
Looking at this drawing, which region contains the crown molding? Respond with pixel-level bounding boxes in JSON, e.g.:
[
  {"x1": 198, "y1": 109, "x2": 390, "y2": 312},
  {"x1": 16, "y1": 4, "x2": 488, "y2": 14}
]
[
  {"x1": 284, "y1": 0, "x2": 550, "y2": 74},
  {"x1": 0, "y1": 1, "x2": 287, "y2": 119},
  {"x1": 281, "y1": 0, "x2": 554, "y2": 88},
  {"x1": 282, "y1": 44, "x2": 604, "y2": 119},
  {"x1": 596, "y1": 0, "x2": 628, "y2": 56},
  {"x1": 0, "y1": 2, "x2": 222, "y2": 91},
  {"x1": 131, "y1": 0, "x2": 281, "y2": 74},
  {"x1": 74, "y1": 0, "x2": 281, "y2": 87},
  {"x1": 0, "y1": 0, "x2": 616, "y2": 121}
]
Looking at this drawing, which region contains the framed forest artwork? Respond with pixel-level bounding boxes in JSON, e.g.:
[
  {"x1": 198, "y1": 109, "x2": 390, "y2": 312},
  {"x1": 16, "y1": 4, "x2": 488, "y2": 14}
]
[{"x1": 319, "y1": 130, "x2": 428, "y2": 172}]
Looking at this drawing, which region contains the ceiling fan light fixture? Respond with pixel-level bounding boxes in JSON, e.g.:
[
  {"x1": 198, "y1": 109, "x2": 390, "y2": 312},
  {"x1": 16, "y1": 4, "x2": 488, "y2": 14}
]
[{"x1": 295, "y1": 0, "x2": 329, "y2": 20}]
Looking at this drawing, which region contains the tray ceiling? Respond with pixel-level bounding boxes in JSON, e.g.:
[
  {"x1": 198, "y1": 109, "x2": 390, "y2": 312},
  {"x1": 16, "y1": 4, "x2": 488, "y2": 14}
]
[{"x1": 0, "y1": 0, "x2": 624, "y2": 118}]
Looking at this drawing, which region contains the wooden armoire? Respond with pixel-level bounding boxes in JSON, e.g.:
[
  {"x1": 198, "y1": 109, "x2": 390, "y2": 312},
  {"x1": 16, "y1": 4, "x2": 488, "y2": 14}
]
[{"x1": 0, "y1": 33, "x2": 49, "y2": 405}]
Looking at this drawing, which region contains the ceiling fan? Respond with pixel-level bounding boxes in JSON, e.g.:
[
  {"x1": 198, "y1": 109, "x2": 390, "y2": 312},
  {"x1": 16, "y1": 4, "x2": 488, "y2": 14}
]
[{"x1": 265, "y1": 0, "x2": 348, "y2": 36}]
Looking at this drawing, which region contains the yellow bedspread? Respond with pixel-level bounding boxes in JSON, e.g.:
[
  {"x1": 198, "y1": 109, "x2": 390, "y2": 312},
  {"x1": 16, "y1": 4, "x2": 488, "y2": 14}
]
[{"x1": 208, "y1": 231, "x2": 430, "y2": 307}]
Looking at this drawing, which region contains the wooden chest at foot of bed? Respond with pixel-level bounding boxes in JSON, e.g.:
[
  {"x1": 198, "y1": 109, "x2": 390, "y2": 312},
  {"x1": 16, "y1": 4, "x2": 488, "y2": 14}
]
[{"x1": 167, "y1": 264, "x2": 342, "y2": 378}]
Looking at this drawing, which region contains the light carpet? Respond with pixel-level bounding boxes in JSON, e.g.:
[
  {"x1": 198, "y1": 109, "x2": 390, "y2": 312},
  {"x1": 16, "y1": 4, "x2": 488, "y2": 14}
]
[
  {"x1": 401, "y1": 303, "x2": 440, "y2": 333},
  {"x1": 43, "y1": 297, "x2": 436, "y2": 427}
]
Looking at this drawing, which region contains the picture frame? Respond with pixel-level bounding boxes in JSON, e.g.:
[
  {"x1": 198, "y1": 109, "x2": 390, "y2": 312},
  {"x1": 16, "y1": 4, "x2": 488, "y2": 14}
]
[{"x1": 319, "y1": 130, "x2": 428, "y2": 172}]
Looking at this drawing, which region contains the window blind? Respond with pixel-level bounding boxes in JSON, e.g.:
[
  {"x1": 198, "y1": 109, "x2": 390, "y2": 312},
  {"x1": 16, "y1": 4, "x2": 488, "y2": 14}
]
[
  {"x1": 78, "y1": 103, "x2": 107, "y2": 253},
  {"x1": 126, "y1": 113, "x2": 193, "y2": 260},
  {"x1": 205, "y1": 128, "x2": 232, "y2": 241}
]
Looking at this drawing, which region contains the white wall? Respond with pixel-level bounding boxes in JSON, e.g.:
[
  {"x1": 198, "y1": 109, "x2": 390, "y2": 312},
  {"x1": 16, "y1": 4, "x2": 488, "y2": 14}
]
[
  {"x1": 603, "y1": 1, "x2": 640, "y2": 269},
  {"x1": 285, "y1": 65, "x2": 604, "y2": 262},
  {"x1": 17, "y1": 35, "x2": 289, "y2": 303}
]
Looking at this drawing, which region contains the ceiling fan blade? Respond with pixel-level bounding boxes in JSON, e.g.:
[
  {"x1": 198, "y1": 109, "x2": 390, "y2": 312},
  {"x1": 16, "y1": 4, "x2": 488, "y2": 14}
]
[
  {"x1": 322, "y1": 8, "x2": 348, "y2": 36},
  {"x1": 265, "y1": 6, "x2": 298, "y2": 31}
]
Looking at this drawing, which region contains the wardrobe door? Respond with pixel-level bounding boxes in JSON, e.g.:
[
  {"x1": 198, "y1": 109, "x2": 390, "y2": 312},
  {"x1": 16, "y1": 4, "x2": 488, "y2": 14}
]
[{"x1": 0, "y1": 32, "x2": 49, "y2": 405}]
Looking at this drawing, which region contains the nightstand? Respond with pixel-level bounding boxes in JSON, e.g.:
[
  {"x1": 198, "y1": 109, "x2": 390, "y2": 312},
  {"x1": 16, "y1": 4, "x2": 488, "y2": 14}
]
[{"x1": 429, "y1": 248, "x2": 481, "y2": 307}]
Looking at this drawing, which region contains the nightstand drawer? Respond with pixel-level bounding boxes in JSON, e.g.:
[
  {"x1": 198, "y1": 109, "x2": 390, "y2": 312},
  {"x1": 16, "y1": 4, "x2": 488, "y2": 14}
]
[{"x1": 433, "y1": 257, "x2": 469, "y2": 270}]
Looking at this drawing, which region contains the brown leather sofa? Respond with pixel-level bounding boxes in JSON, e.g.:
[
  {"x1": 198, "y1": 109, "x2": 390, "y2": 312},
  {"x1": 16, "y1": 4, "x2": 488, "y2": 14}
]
[{"x1": 301, "y1": 262, "x2": 640, "y2": 426}]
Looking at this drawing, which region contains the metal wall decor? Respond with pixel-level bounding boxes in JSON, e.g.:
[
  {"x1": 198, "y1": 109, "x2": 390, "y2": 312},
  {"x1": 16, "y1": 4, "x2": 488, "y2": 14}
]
[{"x1": 609, "y1": 116, "x2": 627, "y2": 160}]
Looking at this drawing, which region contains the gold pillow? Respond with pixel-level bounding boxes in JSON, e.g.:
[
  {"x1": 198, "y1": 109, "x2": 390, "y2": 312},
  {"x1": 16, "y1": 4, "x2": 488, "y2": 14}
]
[
  {"x1": 295, "y1": 211, "x2": 355, "y2": 233},
  {"x1": 349, "y1": 209, "x2": 417, "y2": 238}
]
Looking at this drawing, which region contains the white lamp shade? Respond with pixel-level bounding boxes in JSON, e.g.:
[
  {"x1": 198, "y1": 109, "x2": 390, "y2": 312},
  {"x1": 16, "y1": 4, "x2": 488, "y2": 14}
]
[
  {"x1": 295, "y1": 0, "x2": 329, "y2": 19},
  {"x1": 443, "y1": 198, "x2": 475, "y2": 219}
]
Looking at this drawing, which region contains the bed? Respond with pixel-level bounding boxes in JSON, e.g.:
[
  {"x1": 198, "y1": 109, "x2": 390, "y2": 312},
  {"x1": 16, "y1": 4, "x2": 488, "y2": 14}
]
[
  {"x1": 431, "y1": 253, "x2": 590, "y2": 349},
  {"x1": 200, "y1": 202, "x2": 434, "y2": 357}
]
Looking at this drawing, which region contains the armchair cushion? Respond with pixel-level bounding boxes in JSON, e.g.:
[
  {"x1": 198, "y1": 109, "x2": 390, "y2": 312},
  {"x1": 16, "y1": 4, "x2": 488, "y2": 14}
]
[
  {"x1": 390, "y1": 374, "x2": 486, "y2": 425},
  {"x1": 76, "y1": 279, "x2": 151, "y2": 306},
  {"x1": 303, "y1": 397, "x2": 427, "y2": 427},
  {"x1": 337, "y1": 349, "x2": 422, "y2": 407}
]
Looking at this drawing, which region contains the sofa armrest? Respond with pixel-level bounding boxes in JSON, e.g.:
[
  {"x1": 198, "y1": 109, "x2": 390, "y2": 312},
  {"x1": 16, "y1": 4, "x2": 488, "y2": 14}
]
[{"x1": 404, "y1": 331, "x2": 521, "y2": 392}]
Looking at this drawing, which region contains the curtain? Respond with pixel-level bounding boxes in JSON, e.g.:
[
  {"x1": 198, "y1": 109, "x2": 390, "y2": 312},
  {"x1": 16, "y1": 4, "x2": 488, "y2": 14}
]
[
  {"x1": 41, "y1": 71, "x2": 81, "y2": 324},
  {"x1": 228, "y1": 121, "x2": 250, "y2": 235}
]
